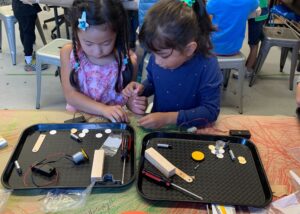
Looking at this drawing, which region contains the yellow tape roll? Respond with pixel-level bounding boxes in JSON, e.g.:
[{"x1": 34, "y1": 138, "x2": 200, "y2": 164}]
[{"x1": 191, "y1": 151, "x2": 205, "y2": 161}]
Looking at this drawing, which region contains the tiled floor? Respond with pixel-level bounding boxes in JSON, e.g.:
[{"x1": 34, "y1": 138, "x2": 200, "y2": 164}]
[{"x1": 0, "y1": 8, "x2": 299, "y2": 117}]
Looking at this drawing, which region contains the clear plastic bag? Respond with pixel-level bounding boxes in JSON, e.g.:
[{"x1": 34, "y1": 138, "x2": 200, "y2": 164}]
[
  {"x1": 0, "y1": 189, "x2": 12, "y2": 213},
  {"x1": 42, "y1": 181, "x2": 95, "y2": 213},
  {"x1": 101, "y1": 133, "x2": 122, "y2": 157}
]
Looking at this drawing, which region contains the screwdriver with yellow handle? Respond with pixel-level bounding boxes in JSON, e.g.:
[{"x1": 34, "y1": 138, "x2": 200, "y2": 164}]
[{"x1": 142, "y1": 169, "x2": 203, "y2": 200}]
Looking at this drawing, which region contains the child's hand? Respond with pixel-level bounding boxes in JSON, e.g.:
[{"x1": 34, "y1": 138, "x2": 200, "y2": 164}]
[
  {"x1": 138, "y1": 113, "x2": 168, "y2": 129},
  {"x1": 122, "y1": 82, "x2": 144, "y2": 98},
  {"x1": 127, "y1": 96, "x2": 148, "y2": 115},
  {"x1": 102, "y1": 105, "x2": 128, "y2": 123}
]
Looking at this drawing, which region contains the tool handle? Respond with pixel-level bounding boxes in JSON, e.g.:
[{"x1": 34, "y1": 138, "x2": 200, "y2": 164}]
[
  {"x1": 142, "y1": 169, "x2": 171, "y2": 187},
  {"x1": 121, "y1": 134, "x2": 130, "y2": 161}
]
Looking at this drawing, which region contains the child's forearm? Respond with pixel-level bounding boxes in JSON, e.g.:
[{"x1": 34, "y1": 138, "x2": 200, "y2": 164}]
[
  {"x1": 177, "y1": 106, "x2": 219, "y2": 127},
  {"x1": 164, "y1": 112, "x2": 179, "y2": 125},
  {"x1": 66, "y1": 91, "x2": 108, "y2": 116}
]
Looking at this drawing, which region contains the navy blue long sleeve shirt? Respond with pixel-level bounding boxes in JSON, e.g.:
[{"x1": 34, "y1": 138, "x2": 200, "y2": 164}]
[{"x1": 142, "y1": 53, "x2": 223, "y2": 127}]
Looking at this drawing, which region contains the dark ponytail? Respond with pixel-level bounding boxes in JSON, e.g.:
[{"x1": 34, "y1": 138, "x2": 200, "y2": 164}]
[{"x1": 139, "y1": 0, "x2": 215, "y2": 56}]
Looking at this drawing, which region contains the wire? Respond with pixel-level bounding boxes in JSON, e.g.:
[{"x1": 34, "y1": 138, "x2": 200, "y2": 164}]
[{"x1": 22, "y1": 153, "x2": 74, "y2": 187}]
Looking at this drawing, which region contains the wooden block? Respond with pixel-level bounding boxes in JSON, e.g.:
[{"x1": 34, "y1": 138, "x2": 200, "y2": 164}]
[
  {"x1": 91, "y1": 149, "x2": 105, "y2": 183},
  {"x1": 145, "y1": 147, "x2": 176, "y2": 178}
]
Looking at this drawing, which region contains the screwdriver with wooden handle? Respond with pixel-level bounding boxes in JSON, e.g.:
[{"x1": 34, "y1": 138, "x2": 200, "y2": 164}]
[{"x1": 142, "y1": 169, "x2": 203, "y2": 200}]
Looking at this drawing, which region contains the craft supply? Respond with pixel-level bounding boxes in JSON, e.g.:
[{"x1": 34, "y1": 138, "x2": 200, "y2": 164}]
[
  {"x1": 216, "y1": 154, "x2": 224, "y2": 159},
  {"x1": 32, "y1": 164, "x2": 56, "y2": 177},
  {"x1": 218, "y1": 148, "x2": 225, "y2": 154},
  {"x1": 142, "y1": 169, "x2": 203, "y2": 200},
  {"x1": 157, "y1": 143, "x2": 172, "y2": 149},
  {"x1": 91, "y1": 149, "x2": 105, "y2": 183},
  {"x1": 70, "y1": 128, "x2": 77, "y2": 134},
  {"x1": 210, "y1": 141, "x2": 227, "y2": 158},
  {"x1": 49, "y1": 130, "x2": 57, "y2": 135},
  {"x1": 0, "y1": 136, "x2": 8, "y2": 149},
  {"x1": 194, "y1": 164, "x2": 200, "y2": 170},
  {"x1": 95, "y1": 133, "x2": 103, "y2": 138},
  {"x1": 78, "y1": 132, "x2": 86, "y2": 138},
  {"x1": 145, "y1": 147, "x2": 176, "y2": 178},
  {"x1": 82, "y1": 129, "x2": 89, "y2": 134},
  {"x1": 105, "y1": 129, "x2": 112, "y2": 134},
  {"x1": 14, "y1": 160, "x2": 22, "y2": 175},
  {"x1": 228, "y1": 146, "x2": 236, "y2": 161},
  {"x1": 212, "y1": 204, "x2": 236, "y2": 214},
  {"x1": 121, "y1": 134, "x2": 131, "y2": 184},
  {"x1": 187, "y1": 126, "x2": 197, "y2": 133},
  {"x1": 208, "y1": 145, "x2": 215, "y2": 150},
  {"x1": 238, "y1": 156, "x2": 247, "y2": 164},
  {"x1": 101, "y1": 133, "x2": 122, "y2": 156},
  {"x1": 191, "y1": 151, "x2": 205, "y2": 161},
  {"x1": 215, "y1": 140, "x2": 226, "y2": 150},
  {"x1": 70, "y1": 133, "x2": 82, "y2": 142},
  {"x1": 72, "y1": 148, "x2": 89, "y2": 164},
  {"x1": 145, "y1": 147, "x2": 193, "y2": 182},
  {"x1": 145, "y1": 102, "x2": 153, "y2": 114},
  {"x1": 32, "y1": 134, "x2": 46, "y2": 152}
]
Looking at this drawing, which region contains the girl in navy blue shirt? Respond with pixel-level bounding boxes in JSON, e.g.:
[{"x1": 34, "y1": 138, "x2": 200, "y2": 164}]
[{"x1": 124, "y1": 0, "x2": 223, "y2": 129}]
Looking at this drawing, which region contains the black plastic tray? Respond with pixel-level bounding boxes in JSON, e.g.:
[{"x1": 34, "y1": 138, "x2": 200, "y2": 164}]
[
  {"x1": 137, "y1": 132, "x2": 272, "y2": 208},
  {"x1": 1, "y1": 123, "x2": 135, "y2": 189}
]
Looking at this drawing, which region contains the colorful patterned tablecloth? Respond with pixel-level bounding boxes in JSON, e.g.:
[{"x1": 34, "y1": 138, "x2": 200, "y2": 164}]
[{"x1": 0, "y1": 110, "x2": 300, "y2": 213}]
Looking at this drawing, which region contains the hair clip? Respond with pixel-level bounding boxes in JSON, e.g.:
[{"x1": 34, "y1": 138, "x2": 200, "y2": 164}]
[
  {"x1": 123, "y1": 57, "x2": 128, "y2": 65},
  {"x1": 180, "y1": 0, "x2": 195, "y2": 7},
  {"x1": 78, "y1": 11, "x2": 89, "y2": 31},
  {"x1": 74, "y1": 62, "x2": 80, "y2": 71}
]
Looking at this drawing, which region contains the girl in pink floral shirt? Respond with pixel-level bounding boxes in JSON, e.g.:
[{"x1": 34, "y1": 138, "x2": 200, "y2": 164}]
[{"x1": 60, "y1": 0, "x2": 146, "y2": 122}]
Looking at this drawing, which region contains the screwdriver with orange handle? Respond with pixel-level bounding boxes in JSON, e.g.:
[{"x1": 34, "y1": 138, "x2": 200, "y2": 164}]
[{"x1": 142, "y1": 169, "x2": 203, "y2": 200}]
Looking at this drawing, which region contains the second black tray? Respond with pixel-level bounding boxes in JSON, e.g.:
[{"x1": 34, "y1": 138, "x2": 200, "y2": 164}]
[{"x1": 137, "y1": 132, "x2": 272, "y2": 208}]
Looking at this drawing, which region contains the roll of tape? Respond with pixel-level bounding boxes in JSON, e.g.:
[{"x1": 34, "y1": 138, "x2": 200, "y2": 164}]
[{"x1": 72, "y1": 148, "x2": 89, "y2": 164}]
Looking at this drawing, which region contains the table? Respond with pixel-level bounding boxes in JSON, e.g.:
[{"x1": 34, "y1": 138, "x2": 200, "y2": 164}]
[{"x1": 0, "y1": 110, "x2": 300, "y2": 213}]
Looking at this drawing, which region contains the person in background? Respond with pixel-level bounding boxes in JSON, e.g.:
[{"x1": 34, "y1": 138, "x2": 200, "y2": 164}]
[
  {"x1": 138, "y1": 0, "x2": 158, "y2": 29},
  {"x1": 243, "y1": 0, "x2": 269, "y2": 78},
  {"x1": 206, "y1": 0, "x2": 258, "y2": 55},
  {"x1": 21, "y1": 0, "x2": 139, "y2": 62},
  {"x1": 60, "y1": 0, "x2": 142, "y2": 123},
  {"x1": 12, "y1": 0, "x2": 47, "y2": 71},
  {"x1": 123, "y1": 0, "x2": 223, "y2": 129}
]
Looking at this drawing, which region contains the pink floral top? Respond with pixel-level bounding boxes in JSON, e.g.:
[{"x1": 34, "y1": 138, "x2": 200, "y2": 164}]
[{"x1": 67, "y1": 50, "x2": 127, "y2": 111}]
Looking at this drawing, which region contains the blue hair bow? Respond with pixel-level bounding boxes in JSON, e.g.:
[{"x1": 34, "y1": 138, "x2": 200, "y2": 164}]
[
  {"x1": 123, "y1": 57, "x2": 128, "y2": 65},
  {"x1": 78, "y1": 11, "x2": 89, "y2": 31},
  {"x1": 74, "y1": 62, "x2": 80, "y2": 71}
]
